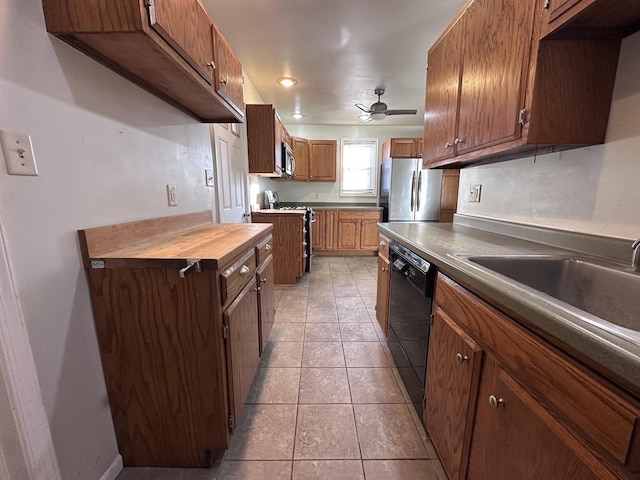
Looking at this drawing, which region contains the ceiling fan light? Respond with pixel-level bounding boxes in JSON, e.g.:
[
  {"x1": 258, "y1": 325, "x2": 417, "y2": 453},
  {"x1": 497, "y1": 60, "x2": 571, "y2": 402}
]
[
  {"x1": 277, "y1": 77, "x2": 297, "y2": 87},
  {"x1": 358, "y1": 114, "x2": 370, "y2": 121},
  {"x1": 370, "y1": 112, "x2": 386, "y2": 120}
]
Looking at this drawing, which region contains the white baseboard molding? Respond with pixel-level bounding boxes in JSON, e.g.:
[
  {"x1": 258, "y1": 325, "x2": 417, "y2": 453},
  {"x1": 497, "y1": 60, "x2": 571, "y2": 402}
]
[{"x1": 99, "y1": 455, "x2": 123, "y2": 480}]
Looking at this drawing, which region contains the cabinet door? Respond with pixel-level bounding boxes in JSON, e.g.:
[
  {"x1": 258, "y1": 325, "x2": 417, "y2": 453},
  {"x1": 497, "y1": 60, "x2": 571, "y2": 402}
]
[
  {"x1": 309, "y1": 140, "x2": 337, "y2": 182},
  {"x1": 148, "y1": 0, "x2": 214, "y2": 84},
  {"x1": 467, "y1": 356, "x2": 599, "y2": 480},
  {"x1": 424, "y1": 306, "x2": 483, "y2": 480},
  {"x1": 423, "y1": 15, "x2": 464, "y2": 165},
  {"x1": 256, "y1": 258, "x2": 275, "y2": 356},
  {"x1": 375, "y1": 255, "x2": 391, "y2": 337},
  {"x1": 416, "y1": 138, "x2": 424, "y2": 158},
  {"x1": 292, "y1": 137, "x2": 310, "y2": 181},
  {"x1": 311, "y1": 210, "x2": 325, "y2": 250},
  {"x1": 456, "y1": 0, "x2": 535, "y2": 154},
  {"x1": 223, "y1": 277, "x2": 260, "y2": 431},
  {"x1": 359, "y1": 220, "x2": 380, "y2": 250},
  {"x1": 246, "y1": 105, "x2": 280, "y2": 175},
  {"x1": 337, "y1": 219, "x2": 360, "y2": 250},
  {"x1": 213, "y1": 26, "x2": 244, "y2": 115},
  {"x1": 324, "y1": 211, "x2": 338, "y2": 250},
  {"x1": 389, "y1": 138, "x2": 418, "y2": 158}
]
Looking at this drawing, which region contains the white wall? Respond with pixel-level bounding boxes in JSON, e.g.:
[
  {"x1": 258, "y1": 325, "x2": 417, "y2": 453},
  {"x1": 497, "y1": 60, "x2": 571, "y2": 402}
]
[
  {"x1": 0, "y1": 1, "x2": 218, "y2": 479},
  {"x1": 458, "y1": 31, "x2": 640, "y2": 241},
  {"x1": 259, "y1": 124, "x2": 423, "y2": 204}
]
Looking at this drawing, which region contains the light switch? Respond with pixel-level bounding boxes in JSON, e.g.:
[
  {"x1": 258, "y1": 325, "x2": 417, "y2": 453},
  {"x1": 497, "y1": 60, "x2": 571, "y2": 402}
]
[
  {"x1": 1, "y1": 129, "x2": 38, "y2": 176},
  {"x1": 205, "y1": 169, "x2": 214, "y2": 187},
  {"x1": 167, "y1": 184, "x2": 178, "y2": 206},
  {"x1": 469, "y1": 184, "x2": 482, "y2": 203}
]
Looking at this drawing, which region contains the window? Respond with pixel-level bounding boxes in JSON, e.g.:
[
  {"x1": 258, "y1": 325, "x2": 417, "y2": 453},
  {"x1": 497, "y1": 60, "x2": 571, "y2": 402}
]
[{"x1": 340, "y1": 138, "x2": 379, "y2": 197}]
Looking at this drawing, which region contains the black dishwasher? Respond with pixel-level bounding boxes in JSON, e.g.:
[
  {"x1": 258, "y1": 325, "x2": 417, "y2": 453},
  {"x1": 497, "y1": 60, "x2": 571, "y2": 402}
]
[{"x1": 387, "y1": 241, "x2": 436, "y2": 419}]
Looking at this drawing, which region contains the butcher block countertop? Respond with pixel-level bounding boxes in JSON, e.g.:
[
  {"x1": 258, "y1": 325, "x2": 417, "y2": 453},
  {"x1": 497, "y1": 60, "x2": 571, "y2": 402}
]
[{"x1": 78, "y1": 211, "x2": 273, "y2": 270}]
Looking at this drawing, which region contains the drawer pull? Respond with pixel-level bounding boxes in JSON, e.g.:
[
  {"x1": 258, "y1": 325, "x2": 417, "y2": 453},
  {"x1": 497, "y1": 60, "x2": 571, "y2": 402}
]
[
  {"x1": 489, "y1": 395, "x2": 504, "y2": 409},
  {"x1": 261, "y1": 277, "x2": 268, "y2": 283},
  {"x1": 265, "y1": 244, "x2": 272, "y2": 251},
  {"x1": 382, "y1": 268, "x2": 388, "y2": 272},
  {"x1": 456, "y1": 353, "x2": 468, "y2": 364},
  {"x1": 239, "y1": 265, "x2": 250, "y2": 275},
  {"x1": 380, "y1": 241, "x2": 386, "y2": 247},
  {"x1": 254, "y1": 286, "x2": 261, "y2": 292}
]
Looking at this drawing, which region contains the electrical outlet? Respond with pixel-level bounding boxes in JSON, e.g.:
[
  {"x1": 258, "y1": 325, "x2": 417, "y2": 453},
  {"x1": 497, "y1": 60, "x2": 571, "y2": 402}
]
[
  {"x1": 1, "y1": 129, "x2": 38, "y2": 176},
  {"x1": 167, "y1": 184, "x2": 178, "y2": 206},
  {"x1": 469, "y1": 184, "x2": 482, "y2": 203},
  {"x1": 205, "y1": 169, "x2": 214, "y2": 187}
]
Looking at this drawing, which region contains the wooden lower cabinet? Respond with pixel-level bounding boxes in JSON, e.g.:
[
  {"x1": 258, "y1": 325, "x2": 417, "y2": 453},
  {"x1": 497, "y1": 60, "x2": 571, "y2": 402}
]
[
  {"x1": 223, "y1": 276, "x2": 260, "y2": 432},
  {"x1": 426, "y1": 273, "x2": 640, "y2": 479},
  {"x1": 251, "y1": 210, "x2": 305, "y2": 284},
  {"x1": 78, "y1": 213, "x2": 273, "y2": 467},
  {"x1": 256, "y1": 255, "x2": 275, "y2": 355},
  {"x1": 467, "y1": 356, "x2": 597, "y2": 480},
  {"x1": 311, "y1": 210, "x2": 325, "y2": 250},
  {"x1": 375, "y1": 250, "x2": 391, "y2": 337},
  {"x1": 424, "y1": 306, "x2": 482, "y2": 480},
  {"x1": 316, "y1": 209, "x2": 381, "y2": 255}
]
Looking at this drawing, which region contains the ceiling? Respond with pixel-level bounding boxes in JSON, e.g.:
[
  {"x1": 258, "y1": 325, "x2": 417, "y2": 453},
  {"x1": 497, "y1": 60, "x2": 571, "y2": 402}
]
[{"x1": 202, "y1": 0, "x2": 467, "y2": 127}]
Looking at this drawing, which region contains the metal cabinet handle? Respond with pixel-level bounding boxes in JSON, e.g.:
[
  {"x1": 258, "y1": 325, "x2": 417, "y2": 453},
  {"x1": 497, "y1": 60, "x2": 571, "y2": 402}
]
[
  {"x1": 261, "y1": 277, "x2": 268, "y2": 283},
  {"x1": 206, "y1": 61, "x2": 215, "y2": 68},
  {"x1": 379, "y1": 240, "x2": 386, "y2": 247},
  {"x1": 254, "y1": 286, "x2": 261, "y2": 292},
  {"x1": 454, "y1": 138, "x2": 464, "y2": 145},
  {"x1": 444, "y1": 142, "x2": 452, "y2": 149},
  {"x1": 220, "y1": 79, "x2": 228, "y2": 85},
  {"x1": 489, "y1": 395, "x2": 504, "y2": 409},
  {"x1": 265, "y1": 244, "x2": 272, "y2": 251},
  {"x1": 382, "y1": 267, "x2": 388, "y2": 272},
  {"x1": 239, "y1": 265, "x2": 250, "y2": 275},
  {"x1": 179, "y1": 259, "x2": 201, "y2": 278},
  {"x1": 456, "y1": 353, "x2": 468, "y2": 364}
]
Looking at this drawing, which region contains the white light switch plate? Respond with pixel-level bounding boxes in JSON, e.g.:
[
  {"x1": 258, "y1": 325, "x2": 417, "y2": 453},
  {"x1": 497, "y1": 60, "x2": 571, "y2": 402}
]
[
  {"x1": 469, "y1": 184, "x2": 482, "y2": 202},
  {"x1": 1, "y1": 129, "x2": 38, "y2": 176},
  {"x1": 167, "y1": 184, "x2": 178, "y2": 206},
  {"x1": 205, "y1": 169, "x2": 214, "y2": 187}
]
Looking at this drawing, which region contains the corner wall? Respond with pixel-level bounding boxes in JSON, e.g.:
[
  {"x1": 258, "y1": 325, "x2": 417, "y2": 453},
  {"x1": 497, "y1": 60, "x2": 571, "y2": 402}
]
[
  {"x1": 457, "y1": 31, "x2": 640, "y2": 240},
  {"x1": 0, "y1": 1, "x2": 217, "y2": 478}
]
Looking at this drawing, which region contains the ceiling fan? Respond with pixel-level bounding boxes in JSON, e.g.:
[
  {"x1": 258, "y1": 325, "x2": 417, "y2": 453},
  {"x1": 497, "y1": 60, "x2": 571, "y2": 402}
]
[{"x1": 355, "y1": 88, "x2": 417, "y2": 121}]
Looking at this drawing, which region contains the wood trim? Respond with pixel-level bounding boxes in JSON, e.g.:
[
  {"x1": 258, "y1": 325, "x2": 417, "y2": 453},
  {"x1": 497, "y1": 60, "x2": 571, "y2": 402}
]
[{"x1": 0, "y1": 211, "x2": 62, "y2": 480}]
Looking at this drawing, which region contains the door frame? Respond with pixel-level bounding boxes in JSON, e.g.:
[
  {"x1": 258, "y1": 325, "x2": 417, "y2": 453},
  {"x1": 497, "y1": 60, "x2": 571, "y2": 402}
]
[{"x1": 0, "y1": 210, "x2": 61, "y2": 480}]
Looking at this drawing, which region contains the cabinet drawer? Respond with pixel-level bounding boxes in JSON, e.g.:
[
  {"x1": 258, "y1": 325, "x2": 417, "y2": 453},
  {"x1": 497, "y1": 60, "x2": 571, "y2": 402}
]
[
  {"x1": 435, "y1": 273, "x2": 640, "y2": 468},
  {"x1": 378, "y1": 233, "x2": 390, "y2": 259},
  {"x1": 221, "y1": 249, "x2": 257, "y2": 305},
  {"x1": 256, "y1": 235, "x2": 274, "y2": 266},
  {"x1": 338, "y1": 210, "x2": 381, "y2": 221}
]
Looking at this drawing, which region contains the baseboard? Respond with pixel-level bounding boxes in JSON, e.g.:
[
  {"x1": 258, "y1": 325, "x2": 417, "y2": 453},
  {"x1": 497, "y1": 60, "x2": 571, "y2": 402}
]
[{"x1": 99, "y1": 455, "x2": 122, "y2": 480}]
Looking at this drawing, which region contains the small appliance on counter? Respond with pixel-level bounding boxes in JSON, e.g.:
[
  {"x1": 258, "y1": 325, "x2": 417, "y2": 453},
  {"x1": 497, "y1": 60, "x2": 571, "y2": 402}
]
[{"x1": 264, "y1": 190, "x2": 279, "y2": 209}]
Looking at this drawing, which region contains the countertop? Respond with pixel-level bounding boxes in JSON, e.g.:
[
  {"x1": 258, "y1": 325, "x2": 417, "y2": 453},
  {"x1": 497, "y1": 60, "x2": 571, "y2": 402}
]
[
  {"x1": 378, "y1": 219, "x2": 640, "y2": 397},
  {"x1": 278, "y1": 203, "x2": 382, "y2": 211}
]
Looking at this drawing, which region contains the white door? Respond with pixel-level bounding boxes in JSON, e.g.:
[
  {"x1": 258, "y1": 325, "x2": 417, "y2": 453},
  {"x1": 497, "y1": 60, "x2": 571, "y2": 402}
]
[{"x1": 211, "y1": 124, "x2": 249, "y2": 223}]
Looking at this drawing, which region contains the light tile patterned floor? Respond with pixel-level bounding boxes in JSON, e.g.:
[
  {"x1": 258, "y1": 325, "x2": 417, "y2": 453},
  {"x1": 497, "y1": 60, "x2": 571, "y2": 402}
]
[{"x1": 116, "y1": 256, "x2": 445, "y2": 480}]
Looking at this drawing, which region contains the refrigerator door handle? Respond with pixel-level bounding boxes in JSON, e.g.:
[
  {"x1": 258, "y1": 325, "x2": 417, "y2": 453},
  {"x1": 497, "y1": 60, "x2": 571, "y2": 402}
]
[
  {"x1": 416, "y1": 171, "x2": 423, "y2": 212},
  {"x1": 410, "y1": 171, "x2": 416, "y2": 212}
]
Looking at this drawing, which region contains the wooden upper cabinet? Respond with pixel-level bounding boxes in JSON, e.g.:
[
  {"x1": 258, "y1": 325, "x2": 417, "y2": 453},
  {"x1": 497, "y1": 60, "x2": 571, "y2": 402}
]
[
  {"x1": 42, "y1": 0, "x2": 244, "y2": 123},
  {"x1": 423, "y1": 15, "x2": 464, "y2": 165},
  {"x1": 309, "y1": 140, "x2": 337, "y2": 182},
  {"x1": 246, "y1": 104, "x2": 282, "y2": 176},
  {"x1": 457, "y1": 0, "x2": 535, "y2": 154},
  {"x1": 544, "y1": 0, "x2": 640, "y2": 38},
  {"x1": 389, "y1": 138, "x2": 422, "y2": 158},
  {"x1": 149, "y1": 0, "x2": 214, "y2": 85},
  {"x1": 422, "y1": 0, "x2": 622, "y2": 168},
  {"x1": 213, "y1": 25, "x2": 244, "y2": 116},
  {"x1": 292, "y1": 137, "x2": 310, "y2": 181}
]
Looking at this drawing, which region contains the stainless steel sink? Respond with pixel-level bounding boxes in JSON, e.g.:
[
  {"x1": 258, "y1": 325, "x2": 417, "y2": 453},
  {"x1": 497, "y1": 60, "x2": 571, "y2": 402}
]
[{"x1": 457, "y1": 255, "x2": 640, "y2": 345}]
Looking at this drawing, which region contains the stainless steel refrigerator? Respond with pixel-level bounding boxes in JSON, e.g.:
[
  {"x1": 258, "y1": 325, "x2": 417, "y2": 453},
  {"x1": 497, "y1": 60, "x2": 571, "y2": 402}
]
[{"x1": 379, "y1": 158, "x2": 443, "y2": 221}]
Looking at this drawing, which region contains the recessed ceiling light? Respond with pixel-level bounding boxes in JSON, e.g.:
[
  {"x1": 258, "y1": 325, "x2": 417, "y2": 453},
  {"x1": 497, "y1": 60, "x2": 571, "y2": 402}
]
[
  {"x1": 292, "y1": 113, "x2": 305, "y2": 120},
  {"x1": 277, "y1": 77, "x2": 297, "y2": 88}
]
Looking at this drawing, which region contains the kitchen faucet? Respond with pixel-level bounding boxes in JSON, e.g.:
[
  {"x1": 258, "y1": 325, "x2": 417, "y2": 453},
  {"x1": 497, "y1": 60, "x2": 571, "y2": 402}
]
[{"x1": 632, "y1": 239, "x2": 640, "y2": 271}]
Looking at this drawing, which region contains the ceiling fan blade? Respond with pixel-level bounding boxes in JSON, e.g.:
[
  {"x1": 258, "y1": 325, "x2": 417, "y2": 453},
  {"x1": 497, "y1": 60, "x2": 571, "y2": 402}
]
[
  {"x1": 385, "y1": 109, "x2": 418, "y2": 116},
  {"x1": 355, "y1": 103, "x2": 371, "y2": 113},
  {"x1": 359, "y1": 116, "x2": 373, "y2": 124}
]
